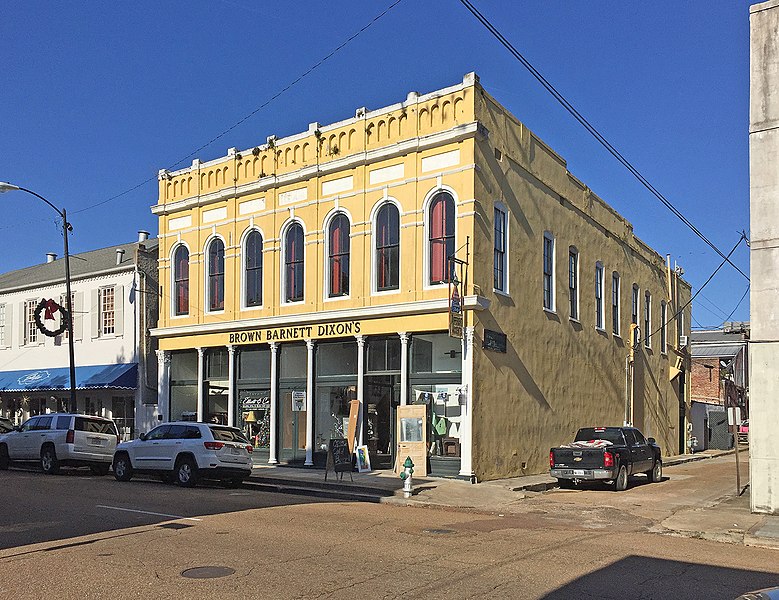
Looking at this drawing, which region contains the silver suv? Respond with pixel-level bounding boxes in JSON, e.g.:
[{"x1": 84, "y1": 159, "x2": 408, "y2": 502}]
[
  {"x1": 0, "y1": 413, "x2": 119, "y2": 475},
  {"x1": 112, "y1": 422, "x2": 253, "y2": 488}
]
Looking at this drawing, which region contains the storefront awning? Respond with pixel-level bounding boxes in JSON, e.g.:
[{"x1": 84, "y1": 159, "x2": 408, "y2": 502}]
[{"x1": 0, "y1": 363, "x2": 138, "y2": 392}]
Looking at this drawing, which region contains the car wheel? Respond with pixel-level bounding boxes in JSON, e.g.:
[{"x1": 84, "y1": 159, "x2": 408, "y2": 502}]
[
  {"x1": 40, "y1": 446, "x2": 60, "y2": 475},
  {"x1": 647, "y1": 460, "x2": 662, "y2": 483},
  {"x1": 175, "y1": 457, "x2": 198, "y2": 488},
  {"x1": 0, "y1": 444, "x2": 9, "y2": 470},
  {"x1": 614, "y1": 465, "x2": 628, "y2": 491},
  {"x1": 113, "y1": 454, "x2": 133, "y2": 482},
  {"x1": 90, "y1": 464, "x2": 110, "y2": 476}
]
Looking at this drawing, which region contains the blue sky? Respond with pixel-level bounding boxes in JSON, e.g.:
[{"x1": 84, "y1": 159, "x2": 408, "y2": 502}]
[{"x1": 0, "y1": 1, "x2": 752, "y2": 328}]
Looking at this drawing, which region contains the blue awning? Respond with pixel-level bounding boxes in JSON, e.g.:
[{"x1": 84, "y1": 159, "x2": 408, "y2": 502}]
[{"x1": 0, "y1": 363, "x2": 138, "y2": 392}]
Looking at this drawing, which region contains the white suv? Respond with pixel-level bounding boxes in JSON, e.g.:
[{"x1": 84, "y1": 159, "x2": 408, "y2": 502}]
[
  {"x1": 112, "y1": 422, "x2": 253, "y2": 487},
  {"x1": 0, "y1": 413, "x2": 119, "y2": 475}
]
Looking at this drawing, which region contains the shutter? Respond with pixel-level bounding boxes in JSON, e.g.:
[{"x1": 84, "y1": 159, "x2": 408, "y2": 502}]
[
  {"x1": 73, "y1": 292, "x2": 83, "y2": 341},
  {"x1": 91, "y1": 289, "x2": 100, "y2": 338},
  {"x1": 114, "y1": 285, "x2": 124, "y2": 336},
  {"x1": 19, "y1": 302, "x2": 26, "y2": 346},
  {"x1": 4, "y1": 304, "x2": 12, "y2": 349}
]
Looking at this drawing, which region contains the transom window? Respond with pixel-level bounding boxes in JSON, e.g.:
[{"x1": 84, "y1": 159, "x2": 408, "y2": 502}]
[
  {"x1": 100, "y1": 287, "x2": 115, "y2": 335},
  {"x1": 245, "y1": 230, "x2": 263, "y2": 307},
  {"x1": 328, "y1": 213, "x2": 350, "y2": 297},
  {"x1": 375, "y1": 203, "x2": 399, "y2": 292},
  {"x1": 428, "y1": 191, "x2": 455, "y2": 285},
  {"x1": 494, "y1": 206, "x2": 507, "y2": 292},
  {"x1": 284, "y1": 223, "x2": 305, "y2": 303},
  {"x1": 173, "y1": 245, "x2": 189, "y2": 316},
  {"x1": 207, "y1": 238, "x2": 225, "y2": 311}
]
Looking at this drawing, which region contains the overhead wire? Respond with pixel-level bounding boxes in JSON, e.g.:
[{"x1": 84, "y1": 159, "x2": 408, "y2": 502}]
[{"x1": 458, "y1": 0, "x2": 749, "y2": 283}]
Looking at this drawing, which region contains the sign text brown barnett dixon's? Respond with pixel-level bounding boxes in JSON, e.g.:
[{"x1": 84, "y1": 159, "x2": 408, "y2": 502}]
[{"x1": 228, "y1": 320, "x2": 362, "y2": 345}]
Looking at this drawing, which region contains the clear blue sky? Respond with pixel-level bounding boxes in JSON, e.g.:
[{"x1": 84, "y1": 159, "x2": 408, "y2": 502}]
[{"x1": 0, "y1": 1, "x2": 752, "y2": 328}]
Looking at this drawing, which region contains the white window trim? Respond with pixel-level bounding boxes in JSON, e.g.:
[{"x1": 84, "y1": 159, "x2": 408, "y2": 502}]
[
  {"x1": 369, "y1": 197, "x2": 402, "y2": 297},
  {"x1": 595, "y1": 261, "x2": 605, "y2": 331},
  {"x1": 24, "y1": 298, "x2": 41, "y2": 346},
  {"x1": 612, "y1": 271, "x2": 621, "y2": 338},
  {"x1": 0, "y1": 303, "x2": 5, "y2": 348},
  {"x1": 422, "y1": 185, "x2": 459, "y2": 291},
  {"x1": 568, "y1": 246, "x2": 580, "y2": 322},
  {"x1": 98, "y1": 285, "x2": 117, "y2": 338},
  {"x1": 280, "y1": 218, "x2": 307, "y2": 306},
  {"x1": 322, "y1": 208, "x2": 353, "y2": 303},
  {"x1": 542, "y1": 232, "x2": 556, "y2": 313},
  {"x1": 203, "y1": 235, "x2": 227, "y2": 315},
  {"x1": 493, "y1": 202, "x2": 509, "y2": 295},
  {"x1": 239, "y1": 226, "x2": 266, "y2": 312},
  {"x1": 170, "y1": 242, "x2": 191, "y2": 319}
]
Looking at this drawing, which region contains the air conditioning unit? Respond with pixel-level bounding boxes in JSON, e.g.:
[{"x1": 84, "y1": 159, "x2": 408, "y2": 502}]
[{"x1": 679, "y1": 335, "x2": 689, "y2": 348}]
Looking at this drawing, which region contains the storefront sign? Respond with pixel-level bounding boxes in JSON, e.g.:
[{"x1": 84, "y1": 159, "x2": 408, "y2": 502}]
[
  {"x1": 227, "y1": 321, "x2": 362, "y2": 345},
  {"x1": 239, "y1": 393, "x2": 270, "y2": 411},
  {"x1": 483, "y1": 329, "x2": 507, "y2": 353},
  {"x1": 449, "y1": 285, "x2": 463, "y2": 339}
]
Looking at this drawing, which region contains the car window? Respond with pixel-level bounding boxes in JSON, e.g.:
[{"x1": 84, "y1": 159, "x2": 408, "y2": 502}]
[
  {"x1": 55, "y1": 416, "x2": 71, "y2": 430},
  {"x1": 574, "y1": 428, "x2": 626, "y2": 445},
  {"x1": 34, "y1": 416, "x2": 52, "y2": 430},
  {"x1": 184, "y1": 426, "x2": 202, "y2": 439},
  {"x1": 74, "y1": 417, "x2": 118, "y2": 435},
  {"x1": 633, "y1": 430, "x2": 647, "y2": 445},
  {"x1": 208, "y1": 426, "x2": 249, "y2": 443},
  {"x1": 145, "y1": 425, "x2": 171, "y2": 440},
  {"x1": 623, "y1": 429, "x2": 637, "y2": 446},
  {"x1": 165, "y1": 425, "x2": 190, "y2": 439},
  {"x1": 20, "y1": 418, "x2": 37, "y2": 432}
]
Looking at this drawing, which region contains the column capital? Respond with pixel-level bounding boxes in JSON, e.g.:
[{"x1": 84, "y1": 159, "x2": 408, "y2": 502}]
[
  {"x1": 197, "y1": 347, "x2": 205, "y2": 357},
  {"x1": 269, "y1": 341, "x2": 278, "y2": 352},
  {"x1": 464, "y1": 326, "x2": 475, "y2": 345},
  {"x1": 355, "y1": 334, "x2": 366, "y2": 347},
  {"x1": 156, "y1": 349, "x2": 171, "y2": 365},
  {"x1": 305, "y1": 338, "x2": 315, "y2": 350},
  {"x1": 227, "y1": 344, "x2": 236, "y2": 355},
  {"x1": 398, "y1": 331, "x2": 410, "y2": 343}
]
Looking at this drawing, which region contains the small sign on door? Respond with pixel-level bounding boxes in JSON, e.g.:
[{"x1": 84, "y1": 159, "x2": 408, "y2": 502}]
[{"x1": 291, "y1": 390, "x2": 306, "y2": 412}]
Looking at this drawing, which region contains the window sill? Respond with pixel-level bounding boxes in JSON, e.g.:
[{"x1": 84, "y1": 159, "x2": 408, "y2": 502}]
[
  {"x1": 493, "y1": 289, "x2": 511, "y2": 299},
  {"x1": 613, "y1": 333, "x2": 622, "y2": 340},
  {"x1": 569, "y1": 317, "x2": 580, "y2": 325},
  {"x1": 543, "y1": 307, "x2": 557, "y2": 316},
  {"x1": 324, "y1": 294, "x2": 351, "y2": 303},
  {"x1": 595, "y1": 326, "x2": 607, "y2": 333}
]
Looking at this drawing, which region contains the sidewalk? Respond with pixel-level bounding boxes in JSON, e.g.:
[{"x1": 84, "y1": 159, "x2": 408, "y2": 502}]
[{"x1": 247, "y1": 447, "x2": 779, "y2": 550}]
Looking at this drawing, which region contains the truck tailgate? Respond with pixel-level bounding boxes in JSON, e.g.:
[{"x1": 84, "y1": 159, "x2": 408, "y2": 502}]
[{"x1": 552, "y1": 448, "x2": 605, "y2": 469}]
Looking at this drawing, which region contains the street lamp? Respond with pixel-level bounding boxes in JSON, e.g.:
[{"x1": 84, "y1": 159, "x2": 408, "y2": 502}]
[{"x1": 0, "y1": 182, "x2": 77, "y2": 413}]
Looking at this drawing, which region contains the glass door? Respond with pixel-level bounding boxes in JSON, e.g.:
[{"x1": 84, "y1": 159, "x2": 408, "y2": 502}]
[
  {"x1": 280, "y1": 386, "x2": 307, "y2": 464},
  {"x1": 365, "y1": 375, "x2": 399, "y2": 470}
]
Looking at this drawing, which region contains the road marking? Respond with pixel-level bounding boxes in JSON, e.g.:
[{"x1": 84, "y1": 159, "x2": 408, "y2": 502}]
[{"x1": 96, "y1": 505, "x2": 202, "y2": 522}]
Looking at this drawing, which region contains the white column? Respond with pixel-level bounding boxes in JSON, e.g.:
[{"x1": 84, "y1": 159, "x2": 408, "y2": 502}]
[
  {"x1": 356, "y1": 335, "x2": 366, "y2": 446},
  {"x1": 459, "y1": 326, "x2": 475, "y2": 480},
  {"x1": 268, "y1": 342, "x2": 279, "y2": 464},
  {"x1": 227, "y1": 345, "x2": 236, "y2": 427},
  {"x1": 399, "y1": 332, "x2": 409, "y2": 406},
  {"x1": 155, "y1": 349, "x2": 170, "y2": 422},
  {"x1": 196, "y1": 347, "x2": 205, "y2": 422},
  {"x1": 305, "y1": 339, "x2": 315, "y2": 466}
]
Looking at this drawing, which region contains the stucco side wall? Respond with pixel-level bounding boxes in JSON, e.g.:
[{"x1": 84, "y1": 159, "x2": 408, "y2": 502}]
[{"x1": 469, "y1": 89, "x2": 689, "y2": 481}]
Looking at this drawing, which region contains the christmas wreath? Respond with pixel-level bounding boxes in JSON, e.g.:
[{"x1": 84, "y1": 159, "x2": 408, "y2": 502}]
[{"x1": 34, "y1": 298, "x2": 70, "y2": 337}]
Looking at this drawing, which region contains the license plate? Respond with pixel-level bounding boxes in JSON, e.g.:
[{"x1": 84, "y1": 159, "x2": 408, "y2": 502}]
[
  {"x1": 89, "y1": 437, "x2": 104, "y2": 446},
  {"x1": 573, "y1": 469, "x2": 585, "y2": 476}
]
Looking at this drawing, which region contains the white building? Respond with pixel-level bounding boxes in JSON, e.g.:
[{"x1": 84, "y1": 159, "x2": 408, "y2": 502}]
[{"x1": 0, "y1": 232, "x2": 159, "y2": 439}]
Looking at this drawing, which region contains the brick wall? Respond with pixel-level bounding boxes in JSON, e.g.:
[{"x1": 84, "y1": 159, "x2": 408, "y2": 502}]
[{"x1": 691, "y1": 358, "x2": 722, "y2": 402}]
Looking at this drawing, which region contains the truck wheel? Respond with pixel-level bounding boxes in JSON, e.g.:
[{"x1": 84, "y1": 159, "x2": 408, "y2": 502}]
[
  {"x1": 647, "y1": 460, "x2": 662, "y2": 483},
  {"x1": 41, "y1": 446, "x2": 60, "y2": 475},
  {"x1": 614, "y1": 465, "x2": 628, "y2": 491}
]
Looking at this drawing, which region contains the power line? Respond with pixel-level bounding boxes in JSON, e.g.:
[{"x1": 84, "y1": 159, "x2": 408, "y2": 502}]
[
  {"x1": 723, "y1": 284, "x2": 750, "y2": 323},
  {"x1": 458, "y1": 0, "x2": 749, "y2": 282},
  {"x1": 72, "y1": 0, "x2": 405, "y2": 216}
]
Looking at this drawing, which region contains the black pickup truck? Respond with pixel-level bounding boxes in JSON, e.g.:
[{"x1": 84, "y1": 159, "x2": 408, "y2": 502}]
[{"x1": 549, "y1": 426, "x2": 662, "y2": 491}]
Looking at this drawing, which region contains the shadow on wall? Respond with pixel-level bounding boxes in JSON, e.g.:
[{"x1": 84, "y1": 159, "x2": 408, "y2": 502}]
[
  {"x1": 634, "y1": 348, "x2": 679, "y2": 453},
  {"x1": 540, "y1": 555, "x2": 779, "y2": 600}
]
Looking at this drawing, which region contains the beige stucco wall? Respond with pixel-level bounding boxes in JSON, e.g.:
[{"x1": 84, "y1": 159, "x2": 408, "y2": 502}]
[{"x1": 469, "y1": 89, "x2": 691, "y2": 481}]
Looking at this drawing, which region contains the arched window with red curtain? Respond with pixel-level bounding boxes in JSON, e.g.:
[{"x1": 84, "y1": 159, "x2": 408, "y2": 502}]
[
  {"x1": 207, "y1": 238, "x2": 225, "y2": 311},
  {"x1": 375, "y1": 203, "x2": 399, "y2": 291},
  {"x1": 245, "y1": 230, "x2": 263, "y2": 307},
  {"x1": 328, "y1": 213, "x2": 350, "y2": 297},
  {"x1": 285, "y1": 223, "x2": 304, "y2": 302},
  {"x1": 173, "y1": 245, "x2": 189, "y2": 316},
  {"x1": 428, "y1": 191, "x2": 455, "y2": 284}
]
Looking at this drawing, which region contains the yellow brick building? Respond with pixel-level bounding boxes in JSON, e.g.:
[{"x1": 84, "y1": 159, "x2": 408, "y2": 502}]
[{"x1": 151, "y1": 73, "x2": 691, "y2": 480}]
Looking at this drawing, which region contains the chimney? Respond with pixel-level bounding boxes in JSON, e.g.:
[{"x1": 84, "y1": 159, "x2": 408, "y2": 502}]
[
  {"x1": 138, "y1": 230, "x2": 149, "y2": 243},
  {"x1": 46, "y1": 253, "x2": 57, "y2": 263},
  {"x1": 116, "y1": 248, "x2": 126, "y2": 265}
]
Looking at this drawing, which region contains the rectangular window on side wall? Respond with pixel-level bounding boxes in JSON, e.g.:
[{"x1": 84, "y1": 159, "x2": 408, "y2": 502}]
[
  {"x1": 543, "y1": 234, "x2": 555, "y2": 311},
  {"x1": 0, "y1": 303, "x2": 5, "y2": 347},
  {"x1": 493, "y1": 206, "x2": 507, "y2": 293},
  {"x1": 660, "y1": 301, "x2": 667, "y2": 354},
  {"x1": 631, "y1": 285, "x2": 639, "y2": 346},
  {"x1": 25, "y1": 299, "x2": 38, "y2": 345},
  {"x1": 612, "y1": 272, "x2": 620, "y2": 336},
  {"x1": 568, "y1": 249, "x2": 579, "y2": 320},
  {"x1": 101, "y1": 287, "x2": 115, "y2": 336},
  {"x1": 595, "y1": 263, "x2": 604, "y2": 329},
  {"x1": 644, "y1": 291, "x2": 651, "y2": 349}
]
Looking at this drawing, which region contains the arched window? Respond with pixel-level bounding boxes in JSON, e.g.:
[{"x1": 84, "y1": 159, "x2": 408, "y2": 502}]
[
  {"x1": 428, "y1": 191, "x2": 455, "y2": 284},
  {"x1": 328, "y1": 213, "x2": 350, "y2": 297},
  {"x1": 376, "y1": 203, "x2": 399, "y2": 291},
  {"x1": 285, "y1": 223, "x2": 304, "y2": 302},
  {"x1": 207, "y1": 238, "x2": 225, "y2": 311},
  {"x1": 173, "y1": 245, "x2": 189, "y2": 316},
  {"x1": 245, "y1": 230, "x2": 263, "y2": 307}
]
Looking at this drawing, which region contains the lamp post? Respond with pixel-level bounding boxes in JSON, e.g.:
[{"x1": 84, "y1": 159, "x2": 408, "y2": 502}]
[{"x1": 0, "y1": 182, "x2": 77, "y2": 413}]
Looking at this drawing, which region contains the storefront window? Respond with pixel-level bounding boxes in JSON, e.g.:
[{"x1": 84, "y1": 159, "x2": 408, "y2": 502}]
[
  {"x1": 315, "y1": 341, "x2": 357, "y2": 454},
  {"x1": 410, "y1": 383, "x2": 462, "y2": 460},
  {"x1": 411, "y1": 333, "x2": 462, "y2": 374},
  {"x1": 279, "y1": 344, "x2": 308, "y2": 463},
  {"x1": 367, "y1": 337, "x2": 400, "y2": 373},
  {"x1": 170, "y1": 350, "x2": 198, "y2": 421},
  {"x1": 237, "y1": 347, "x2": 271, "y2": 459}
]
